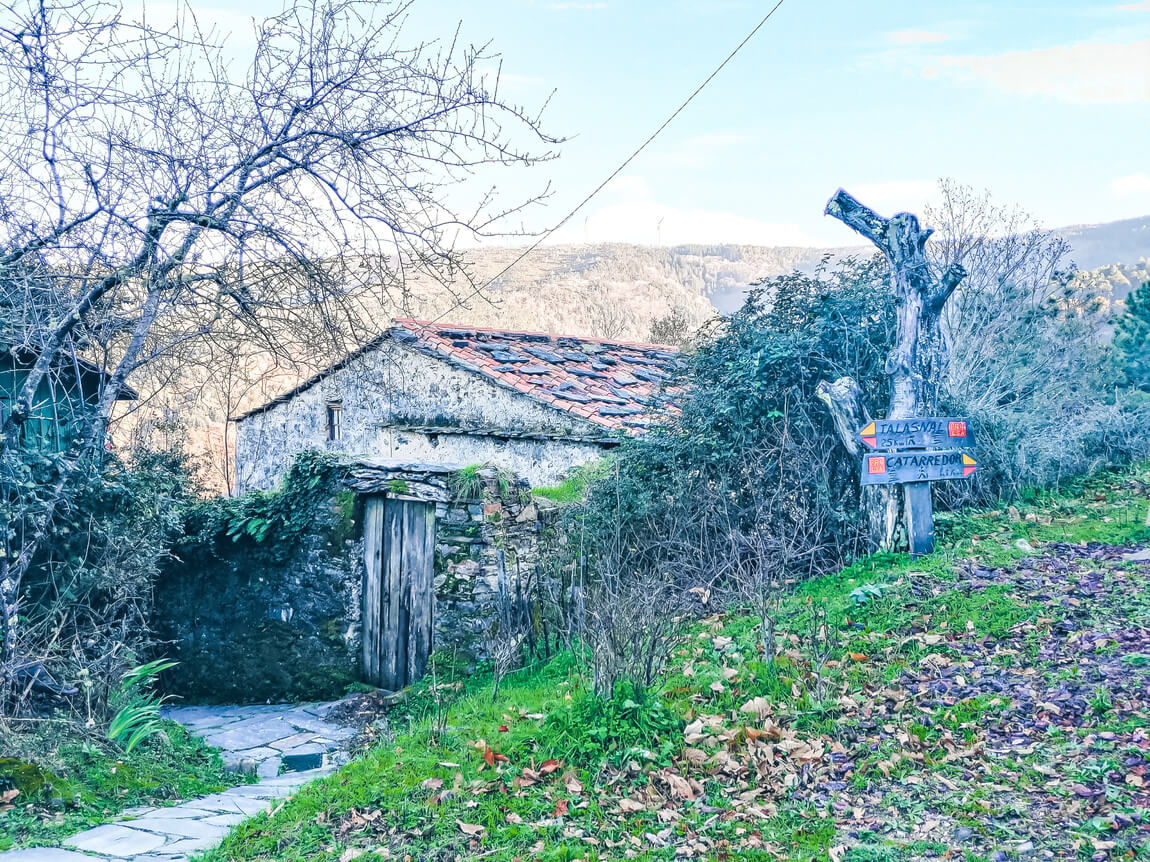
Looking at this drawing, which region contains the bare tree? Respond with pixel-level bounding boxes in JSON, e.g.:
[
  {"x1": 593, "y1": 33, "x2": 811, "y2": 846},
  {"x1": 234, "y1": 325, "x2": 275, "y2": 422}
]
[{"x1": 0, "y1": 0, "x2": 555, "y2": 705}]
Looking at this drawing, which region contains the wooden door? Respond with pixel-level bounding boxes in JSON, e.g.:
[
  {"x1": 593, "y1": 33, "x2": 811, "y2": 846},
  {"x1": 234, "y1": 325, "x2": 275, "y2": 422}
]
[{"x1": 362, "y1": 496, "x2": 435, "y2": 690}]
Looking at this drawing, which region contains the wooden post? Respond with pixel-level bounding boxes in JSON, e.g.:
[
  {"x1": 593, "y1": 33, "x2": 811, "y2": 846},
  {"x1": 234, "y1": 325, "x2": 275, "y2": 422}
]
[{"x1": 903, "y1": 482, "x2": 934, "y2": 557}]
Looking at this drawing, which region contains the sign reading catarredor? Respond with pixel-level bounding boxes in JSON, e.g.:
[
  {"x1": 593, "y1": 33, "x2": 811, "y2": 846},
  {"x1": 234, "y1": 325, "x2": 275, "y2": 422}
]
[{"x1": 860, "y1": 449, "x2": 979, "y2": 486}]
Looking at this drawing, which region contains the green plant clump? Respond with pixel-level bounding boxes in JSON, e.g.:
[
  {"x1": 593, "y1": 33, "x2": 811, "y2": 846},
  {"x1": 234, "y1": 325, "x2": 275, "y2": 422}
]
[
  {"x1": 0, "y1": 721, "x2": 242, "y2": 851},
  {"x1": 542, "y1": 683, "x2": 684, "y2": 766}
]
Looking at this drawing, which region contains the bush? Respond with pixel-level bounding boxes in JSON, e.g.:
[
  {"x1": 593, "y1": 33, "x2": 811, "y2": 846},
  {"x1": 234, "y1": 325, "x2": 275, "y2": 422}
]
[
  {"x1": 7, "y1": 448, "x2": 193, "y2": 720},
  {"x1": 551, "y1": 257, "x2": 895, "y2": 684}
]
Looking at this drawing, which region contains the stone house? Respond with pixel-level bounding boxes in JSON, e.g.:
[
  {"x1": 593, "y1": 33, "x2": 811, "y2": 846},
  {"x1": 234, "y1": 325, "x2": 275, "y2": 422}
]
[
  {"x1": 157, "y1": 322, "x2": 683, "y2": 699},
  {"x1": 233, "y1": 319, "x2": 682, "y2": 490}
]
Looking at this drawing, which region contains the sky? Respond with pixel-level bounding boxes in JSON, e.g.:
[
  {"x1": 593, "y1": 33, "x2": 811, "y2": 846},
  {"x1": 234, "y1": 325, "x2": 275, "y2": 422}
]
[{"x1": 165, "y1": 0, "x2": 1150, "y2": 248}]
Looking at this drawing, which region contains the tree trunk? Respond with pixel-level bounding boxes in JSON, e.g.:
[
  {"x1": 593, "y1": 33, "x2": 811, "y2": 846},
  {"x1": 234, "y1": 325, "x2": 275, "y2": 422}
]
[
  {"x1": 825, "y1": 189, "x2": 965, "y2": 419},
  {"x1": 816, "y1": 377, "x2": 898, "y2": 551},
  {"x1": 819, "y1": 189, "x2": 967, "y2": 550}
]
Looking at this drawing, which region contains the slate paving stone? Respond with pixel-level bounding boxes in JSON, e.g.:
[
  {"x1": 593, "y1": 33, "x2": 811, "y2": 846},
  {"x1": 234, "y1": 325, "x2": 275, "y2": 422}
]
[
  {"x1": 201, "y1": 813, "x2": 248, "y2": 827},
  {"x1": 65, "y1": 825, "x2": 168, "y2": 856},
  {"x1": 256, "y1": 756, "x2": 282, "y2": 779},
  {"x1": 268, "y1": 731, "x2": 318, "y2": 751},
  {"x1": 125, "y1": 818, "x2": 227, "y2": 840},
  {"x1": 0, "y1": 850, "x2": 110, "y2": 862},
  {"x1": 148, "y1": 839, "x2": 219, "y2": 855}
]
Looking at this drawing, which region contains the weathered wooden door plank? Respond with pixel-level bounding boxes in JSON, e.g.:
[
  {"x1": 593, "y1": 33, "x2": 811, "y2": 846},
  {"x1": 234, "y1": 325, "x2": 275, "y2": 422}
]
[
  {"x1": 360, "y1": 496, "x2": 385, "y2": 686},
  {"x1": 406, "y1": 501, "x2": 435, "y2": 685},
  {"x1": 381, "y1": 499, "x2": 405, "y2": 690}
]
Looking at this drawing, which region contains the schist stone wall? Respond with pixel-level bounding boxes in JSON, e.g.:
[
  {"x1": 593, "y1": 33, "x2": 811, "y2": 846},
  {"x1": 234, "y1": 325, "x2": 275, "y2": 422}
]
[
  {"x1": 234, "y1": 337, "x2": 612, "y2": 491},
  {"x1": 157, "y1": 460, "x2": 548, "y2": 702}
]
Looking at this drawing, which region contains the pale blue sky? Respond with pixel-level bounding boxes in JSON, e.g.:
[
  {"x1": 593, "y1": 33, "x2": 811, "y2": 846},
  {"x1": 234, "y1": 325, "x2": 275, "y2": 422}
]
[{"x1": 187, "y1": 0, "x2": 1150, "y2": 246}]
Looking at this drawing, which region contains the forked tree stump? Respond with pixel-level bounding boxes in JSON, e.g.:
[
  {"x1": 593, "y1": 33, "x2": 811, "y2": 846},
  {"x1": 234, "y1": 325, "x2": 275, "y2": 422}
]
[{"x1": 819, "y1": 190, "x2": 967, "y2": 552}]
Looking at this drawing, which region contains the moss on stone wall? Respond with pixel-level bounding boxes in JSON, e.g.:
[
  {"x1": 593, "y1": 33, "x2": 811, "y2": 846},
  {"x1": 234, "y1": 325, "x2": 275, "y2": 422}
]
[{"x1": 154, "y1": 452, "x2": 362, "y2": 703}]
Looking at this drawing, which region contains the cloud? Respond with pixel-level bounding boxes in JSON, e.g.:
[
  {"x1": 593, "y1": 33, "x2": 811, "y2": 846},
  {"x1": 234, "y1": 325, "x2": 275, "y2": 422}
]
[
  {"x1": 1118, "y1": 1, "x2": 1150, "y2": 9},
  {"x1": 1111, "y1": 173, "x2": 1150, "y2": 196},
  {"x1": 941, "y1": 39, "x2": 1150, "y2": 103},
  {"x1": 888, "y1": 30, "x2": 950, "y2": 46},
  {"x1": 548, "y1": 175, "x2": 814, "y2": 246}
]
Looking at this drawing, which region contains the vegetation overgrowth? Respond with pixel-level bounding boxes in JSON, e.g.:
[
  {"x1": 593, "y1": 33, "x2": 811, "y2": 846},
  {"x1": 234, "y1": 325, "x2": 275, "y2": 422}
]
[
  {"x1": 0, "y1": 718, "x2": 242, "y2": 851},
  {"x1": 204, "y1": 462, "x2": 1150, "y2": 862}
]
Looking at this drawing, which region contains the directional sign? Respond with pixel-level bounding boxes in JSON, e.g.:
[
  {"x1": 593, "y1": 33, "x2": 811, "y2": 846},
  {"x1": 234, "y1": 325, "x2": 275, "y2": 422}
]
[
  {"x1": 861, "y1": 450, "x2": 978, "y2": 486},
  {"x1": 860, "y1": 417, "x2": 975, "y2": 450}
]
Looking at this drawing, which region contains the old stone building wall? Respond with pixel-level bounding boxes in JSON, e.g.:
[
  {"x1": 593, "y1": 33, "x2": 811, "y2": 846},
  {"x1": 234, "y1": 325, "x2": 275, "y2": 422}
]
[
  {"x1": 156, "y1": 458, "x2": 553, "y2": 702},
  {"x1": 234, "y1": 339, "x2": 611, "y2": 491}
]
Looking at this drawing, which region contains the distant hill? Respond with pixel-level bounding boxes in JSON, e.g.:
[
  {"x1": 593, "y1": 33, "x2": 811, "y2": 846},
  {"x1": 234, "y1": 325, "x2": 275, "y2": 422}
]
[
  {"x1": 447, "y1": 214, "x2": 1149, "y2": 332},
  {"x1": 1055, "y1": 215, "x2": 1150, "y2": 273}
]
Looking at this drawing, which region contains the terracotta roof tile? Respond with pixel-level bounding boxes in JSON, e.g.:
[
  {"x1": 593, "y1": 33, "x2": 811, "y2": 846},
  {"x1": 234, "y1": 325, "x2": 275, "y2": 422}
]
[{"x1": 390, "y1": 319, "x2": 682, "y2": 434}]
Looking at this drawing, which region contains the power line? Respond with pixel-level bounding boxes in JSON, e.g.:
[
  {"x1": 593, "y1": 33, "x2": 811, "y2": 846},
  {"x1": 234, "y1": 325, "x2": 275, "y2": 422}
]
[{"x1": 431, "y1": 0, "x2": 790, "y2": 324}]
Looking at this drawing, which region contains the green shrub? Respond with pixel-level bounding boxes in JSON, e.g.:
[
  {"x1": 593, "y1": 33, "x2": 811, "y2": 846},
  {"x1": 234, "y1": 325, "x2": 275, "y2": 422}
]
[{"x1": 542, "y1": 683, "x2": 683, "y2": 766}]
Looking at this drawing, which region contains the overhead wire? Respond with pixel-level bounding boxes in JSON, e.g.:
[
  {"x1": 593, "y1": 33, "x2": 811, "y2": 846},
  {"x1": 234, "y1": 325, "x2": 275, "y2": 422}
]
[{"x1": 430, "y1": 0, "x2": 791, "y2": 324}]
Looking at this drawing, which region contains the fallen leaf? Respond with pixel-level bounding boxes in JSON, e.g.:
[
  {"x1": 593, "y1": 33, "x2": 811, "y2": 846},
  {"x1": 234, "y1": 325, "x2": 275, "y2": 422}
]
[
  {"x1": 553, "y1": 798, "x2": 569, "y2": 817},
  {"x1": 421, "y1": 777, "x2": 443, "y2": 791},
  {"x1": 457, "y1": 820, "x2": 486, "y2": 836},
  {"x1": 740, "y1": 696, "x2": 771, "y2": 717},
  {"x1": 539, "y1": 759, "x2": 562, "y2": 775}
]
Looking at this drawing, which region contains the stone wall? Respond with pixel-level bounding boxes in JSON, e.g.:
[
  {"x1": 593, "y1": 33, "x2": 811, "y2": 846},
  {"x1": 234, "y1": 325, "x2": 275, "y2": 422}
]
[
  {"x1": 157, "y1": 459, "x2": 551, "y2": 703},
  {"x1": 155, "y1": 522, "x2": 364, "y2": 704},
  {"x1": 234, "y1": 338, "x2": 611, "y2": 491}
]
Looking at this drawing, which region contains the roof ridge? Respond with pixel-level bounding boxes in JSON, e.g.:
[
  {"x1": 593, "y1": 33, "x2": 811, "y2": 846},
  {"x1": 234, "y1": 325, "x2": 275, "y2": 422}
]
[{"x1": 391, "y1": 318, "x2": 680, "y2": 353}]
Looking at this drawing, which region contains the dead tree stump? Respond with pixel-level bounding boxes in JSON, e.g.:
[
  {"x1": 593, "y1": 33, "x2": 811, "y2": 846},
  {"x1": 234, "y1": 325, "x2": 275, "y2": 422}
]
[{"x1": 819, "y1": 189, "x2": 966, "y2": 551}]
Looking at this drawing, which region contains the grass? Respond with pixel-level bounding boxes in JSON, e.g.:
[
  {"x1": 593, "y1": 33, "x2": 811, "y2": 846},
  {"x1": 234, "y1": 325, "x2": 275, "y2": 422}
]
[
  {"x1": 0, "y1": 718, "x2": 245, "y2": 850},
  {"x1": 531, "y1": 459, "x2": 611, "y2": 503},
  {"x1": 204, "y1": 462, "x2": 1150, "y2": 862}
]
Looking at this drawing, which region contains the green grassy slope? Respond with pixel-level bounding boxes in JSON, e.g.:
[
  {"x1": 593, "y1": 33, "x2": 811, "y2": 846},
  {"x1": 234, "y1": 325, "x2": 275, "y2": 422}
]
[{"x1": 205, "y1": 464, "x2": 1150, "y2": 862}]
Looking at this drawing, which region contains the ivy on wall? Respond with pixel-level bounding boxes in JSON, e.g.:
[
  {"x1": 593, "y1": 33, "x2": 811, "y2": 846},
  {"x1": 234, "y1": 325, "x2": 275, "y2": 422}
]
[{"x1": 176, "y1": 451, "x2": 355, "y2": 567}]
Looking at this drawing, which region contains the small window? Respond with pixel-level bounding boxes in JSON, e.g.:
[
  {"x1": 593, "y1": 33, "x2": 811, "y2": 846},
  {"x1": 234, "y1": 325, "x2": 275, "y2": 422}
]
[{"x1": 326, "y1": 401, "x2": 342, "y2": 442}]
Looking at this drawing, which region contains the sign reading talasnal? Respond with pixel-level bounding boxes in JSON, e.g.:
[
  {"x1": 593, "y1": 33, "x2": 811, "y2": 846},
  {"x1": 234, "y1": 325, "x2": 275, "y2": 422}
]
[
  {"x1": 860, "y1": 449, "x2": 978, "y2": 486},
  {"x1": 860, "y1": 418, "x2": 975, "y2": 451}
]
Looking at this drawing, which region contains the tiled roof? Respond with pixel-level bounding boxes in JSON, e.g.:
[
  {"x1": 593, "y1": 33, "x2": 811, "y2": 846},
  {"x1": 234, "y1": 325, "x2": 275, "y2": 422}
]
[{"x1": 389, "y1": 319, "x2": 683, "y2": 433}]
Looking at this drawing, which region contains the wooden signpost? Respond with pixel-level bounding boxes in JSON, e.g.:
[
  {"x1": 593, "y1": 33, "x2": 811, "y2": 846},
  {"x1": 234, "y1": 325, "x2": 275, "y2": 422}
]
[{"x1": 858, "y1": 418, "x2": 978, "y2": 557}]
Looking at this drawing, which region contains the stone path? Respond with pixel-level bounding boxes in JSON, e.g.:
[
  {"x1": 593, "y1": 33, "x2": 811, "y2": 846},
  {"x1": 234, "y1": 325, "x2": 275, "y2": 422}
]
[
  {"x1": 0, "y1": 702, "x2": 358, "y2": 862},
  {"x1": 161, "y1": 701, "x2": 355, "y2": 779}
]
